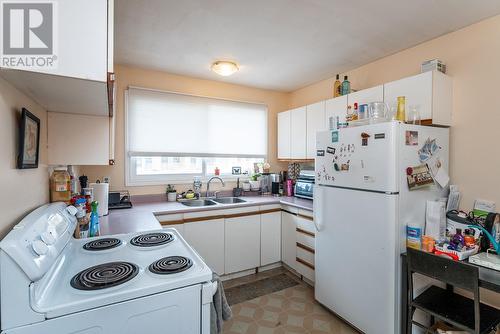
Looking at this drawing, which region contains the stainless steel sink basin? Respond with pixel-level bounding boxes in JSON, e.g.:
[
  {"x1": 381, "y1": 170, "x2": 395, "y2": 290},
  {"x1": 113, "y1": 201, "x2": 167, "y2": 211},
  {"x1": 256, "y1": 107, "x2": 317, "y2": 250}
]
[
  {"x1": 212, "y1": 197, "x2": 247, "y2": 204},
  {"x1": 180, "y1": 199, "x2": 217, "y2": 207}
]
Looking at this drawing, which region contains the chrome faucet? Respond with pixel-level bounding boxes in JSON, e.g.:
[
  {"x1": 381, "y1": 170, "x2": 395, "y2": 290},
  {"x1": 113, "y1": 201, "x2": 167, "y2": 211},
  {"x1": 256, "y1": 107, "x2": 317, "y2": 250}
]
[{"x1": 206, "y1": 176, "x2": 225, "y2": 198}]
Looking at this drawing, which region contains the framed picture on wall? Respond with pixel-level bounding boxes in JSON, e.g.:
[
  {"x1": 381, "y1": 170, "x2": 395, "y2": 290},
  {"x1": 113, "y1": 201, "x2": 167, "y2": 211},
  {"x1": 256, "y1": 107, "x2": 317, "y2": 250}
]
[{"x1": 17, "y1": 108, "x2": 40, "y2": 169}]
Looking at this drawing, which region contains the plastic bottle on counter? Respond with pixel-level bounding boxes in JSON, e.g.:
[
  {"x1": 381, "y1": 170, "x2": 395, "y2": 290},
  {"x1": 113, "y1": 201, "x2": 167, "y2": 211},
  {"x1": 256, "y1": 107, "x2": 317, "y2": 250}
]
[
  {"x1": 74, "y1": 198, "x2": 89, "y2": 239},
  {"x1": 88, "y1": 201, "x2": 100, "y2": 238}
]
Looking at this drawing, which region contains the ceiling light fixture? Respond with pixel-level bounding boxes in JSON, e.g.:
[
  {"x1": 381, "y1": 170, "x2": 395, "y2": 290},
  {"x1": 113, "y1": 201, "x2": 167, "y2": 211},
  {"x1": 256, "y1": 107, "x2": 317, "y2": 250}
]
[{"x1": 211, "y1": 61, "x2": 239, "y2": 76}]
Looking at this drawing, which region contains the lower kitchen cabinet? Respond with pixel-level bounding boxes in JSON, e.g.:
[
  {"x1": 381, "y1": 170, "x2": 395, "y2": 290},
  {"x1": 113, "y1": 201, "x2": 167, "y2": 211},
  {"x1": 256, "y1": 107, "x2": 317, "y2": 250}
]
[
  {"x1": 260, "y1": 211, "x2": 281, "y2": 266},
  {"x1": 183, "y1": 219, "x2": 225, "y2": 275},
  {"x1": 281, "y1": 211, "x2": 297, "y2": 271},
  {"x1": 225, "y1": 215, "x2": 261, "y2": 274}
]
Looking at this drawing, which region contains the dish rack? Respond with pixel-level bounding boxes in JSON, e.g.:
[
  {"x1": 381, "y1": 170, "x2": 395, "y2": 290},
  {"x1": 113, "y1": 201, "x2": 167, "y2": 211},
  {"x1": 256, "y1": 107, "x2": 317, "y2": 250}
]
[{"x1": 434, "y1": 245, "x2": 479, "y2": 261}]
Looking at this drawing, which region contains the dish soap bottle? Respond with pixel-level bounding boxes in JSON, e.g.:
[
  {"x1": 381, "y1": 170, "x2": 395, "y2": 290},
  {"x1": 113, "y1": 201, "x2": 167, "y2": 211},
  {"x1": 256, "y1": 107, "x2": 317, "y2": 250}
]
[
  {"x1": 88, "y1": 201, "x2": 100, "y2": 238},
  {"x1": 333, "y1": 74, "x2": 341, "y2": 97},
  {"x1": 341, "y1": 76, "x2": 350, "y2": 95}
]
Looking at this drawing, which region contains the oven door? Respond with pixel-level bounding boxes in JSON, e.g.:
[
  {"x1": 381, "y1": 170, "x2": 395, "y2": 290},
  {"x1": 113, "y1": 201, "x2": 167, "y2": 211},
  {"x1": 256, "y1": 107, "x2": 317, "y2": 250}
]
[{"x1": 7, "y1": 285, "x2": 203, "y2": 334}]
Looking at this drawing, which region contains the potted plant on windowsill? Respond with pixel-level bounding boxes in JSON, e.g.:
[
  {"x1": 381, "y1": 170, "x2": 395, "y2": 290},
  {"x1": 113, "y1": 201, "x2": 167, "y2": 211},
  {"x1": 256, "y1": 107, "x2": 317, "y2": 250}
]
[
  {"x1": 249, "y1": 173, "x2": 261, "y2": 191},
  {"x1": 166, "y1": 184, "x2": 177, "y2": 202}
]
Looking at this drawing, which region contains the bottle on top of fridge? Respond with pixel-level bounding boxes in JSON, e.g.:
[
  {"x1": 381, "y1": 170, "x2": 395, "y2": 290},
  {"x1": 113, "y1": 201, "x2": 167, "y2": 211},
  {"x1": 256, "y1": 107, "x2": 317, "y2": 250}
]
[
  {"x1": 396, "y1": 96, "x2": 406, "y2": 122},
  {"x1": 341, "y1": 76, "x2": 350, "y2": 95},
  {"x1": 88, "y1": 201, "x2": 100, "y2": 238},
  {"x1": 333, "y1": 74, "x2": 341, "y2": 97}
]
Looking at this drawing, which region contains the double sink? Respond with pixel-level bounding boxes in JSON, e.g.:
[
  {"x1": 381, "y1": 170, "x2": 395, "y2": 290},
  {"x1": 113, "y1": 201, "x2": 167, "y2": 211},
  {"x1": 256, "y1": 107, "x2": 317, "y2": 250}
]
[{"x1": 180, "y1": 197, "x2": 247, "y2": 207}]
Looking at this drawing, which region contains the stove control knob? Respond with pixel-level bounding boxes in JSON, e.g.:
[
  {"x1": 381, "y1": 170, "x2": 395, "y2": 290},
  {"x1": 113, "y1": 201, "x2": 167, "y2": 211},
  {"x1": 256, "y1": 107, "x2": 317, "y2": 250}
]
[
  {"x1": 66, "y1": 205, "x2": 78, "y2": 216},
  {"x1": 32, "y1": 240, "x2": 48, "y2": 256},
  {"x1": 40, "y1": 232, "x2": 56, "y2": 245}
]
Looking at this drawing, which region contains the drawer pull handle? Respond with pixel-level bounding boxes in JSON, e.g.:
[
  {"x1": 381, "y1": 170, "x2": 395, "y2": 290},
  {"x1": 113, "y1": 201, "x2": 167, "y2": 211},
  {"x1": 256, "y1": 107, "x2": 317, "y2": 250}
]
[{"x1": 296, "y1": 227, "x2": 315, "y2": 238}]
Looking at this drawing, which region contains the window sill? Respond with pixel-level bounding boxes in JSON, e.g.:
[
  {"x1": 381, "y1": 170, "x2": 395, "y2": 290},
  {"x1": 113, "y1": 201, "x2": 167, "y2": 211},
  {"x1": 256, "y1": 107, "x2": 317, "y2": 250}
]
[{"x1": 126, "y1": 175, "x2": 250, "y2": 187}]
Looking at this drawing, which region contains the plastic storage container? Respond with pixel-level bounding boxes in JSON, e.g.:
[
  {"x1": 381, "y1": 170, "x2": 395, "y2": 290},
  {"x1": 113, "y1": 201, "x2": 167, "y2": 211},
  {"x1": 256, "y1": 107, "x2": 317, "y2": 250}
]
[{"x1": 50, "y1": 167, "x2": 71, "y2": 203}]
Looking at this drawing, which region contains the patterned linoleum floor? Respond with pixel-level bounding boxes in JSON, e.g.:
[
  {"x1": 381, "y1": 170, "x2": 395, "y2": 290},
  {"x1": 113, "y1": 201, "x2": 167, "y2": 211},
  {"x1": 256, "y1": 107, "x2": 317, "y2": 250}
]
[{"x1": 222, "y1": 269, "x2": 360, "y2": 334}]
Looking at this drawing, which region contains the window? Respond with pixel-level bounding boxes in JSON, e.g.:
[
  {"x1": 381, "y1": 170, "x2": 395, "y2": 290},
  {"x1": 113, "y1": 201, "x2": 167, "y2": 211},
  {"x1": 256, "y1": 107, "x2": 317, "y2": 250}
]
[{"x1": 126, "y1": 87, "x2": 268, "y2": 185}]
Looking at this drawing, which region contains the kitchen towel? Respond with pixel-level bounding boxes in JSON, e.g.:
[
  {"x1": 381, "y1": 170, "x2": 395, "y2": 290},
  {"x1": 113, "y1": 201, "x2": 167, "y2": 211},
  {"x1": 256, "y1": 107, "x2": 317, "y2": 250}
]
[
  {"x1": 90, "y1": 182, "x2": 109, "y2": 217},
  {"x1": 210, "y1": 273, "x2": 232, "y2": 334}
]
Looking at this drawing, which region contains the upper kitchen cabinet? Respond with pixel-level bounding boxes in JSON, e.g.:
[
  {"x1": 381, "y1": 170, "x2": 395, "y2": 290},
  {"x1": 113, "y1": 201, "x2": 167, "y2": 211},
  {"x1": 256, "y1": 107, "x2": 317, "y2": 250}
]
[
  {"x1": 325, "y1": 95, "x2": 348, "y2": 127},
  {"x1": 277, "y1": 106, "x2": 307, "y2": 160},
  {"x1": 277, "y1": 110, "x2": 291, "y2": 159},
  {"x1": 384, "y1": 71, "x2": 452, "y2": 126},
  {"x1": 0, "y1": 0, "x2": 114, "y2": 117},
  {"x1": 48, "y1": 112, "x2": 114, "y2": 165},
  {"x1": 347, "y1": 85, "x2": 384, "y2": 107},
  {"x1": 290, "y1": 106, "x2": 307, "y2": 159},
  {"x1": 306, "y1": 101, "x2": 326, "y2": 159}
]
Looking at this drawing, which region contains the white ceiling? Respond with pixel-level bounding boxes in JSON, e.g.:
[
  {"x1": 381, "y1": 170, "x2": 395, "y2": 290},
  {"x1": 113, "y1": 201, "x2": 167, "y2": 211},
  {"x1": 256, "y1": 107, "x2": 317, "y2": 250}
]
[{"x1": 115, "y1": 0, "x2": 500, "y2": 92}]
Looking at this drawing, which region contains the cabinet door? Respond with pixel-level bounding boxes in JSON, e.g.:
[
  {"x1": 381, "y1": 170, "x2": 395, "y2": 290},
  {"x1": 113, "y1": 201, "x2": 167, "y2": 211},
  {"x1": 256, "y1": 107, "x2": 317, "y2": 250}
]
[
  {"x1": 1, "y1": 0, "x2": 110, "y2": 82},
  {"x1": 290, "y1": 106, "x2": 307, "y2": 159},
  {"x1": 260, "y1": 212, "x2": 281, "y2": 266},
  {"x1": 281, "y1": 212, "x2": 297, "y2": 271},
  {"x1": 384, "y1": 72, "x2": 433, "y2": 121},
  {"x1": 184, "y1": 219, "x2": 225, "y2": 275},
  {"x1": 306, "y1": 101, "x2": 326, "y2": 159},
  {"x1": 277, "y1": 111, "x2": 291, "y2": 159},
  {"x1": 225, "y1": 215, "x2": 260, "y2": 274},
  {"x1": 347, "y1": 85, "x2": 384, "y2": 107},
  {"x1": 325, "y1": 95, "x2": 348, "y2": 127},
  {"x1": 48, "y1": 112, "x2": 110, "y2": 165}
]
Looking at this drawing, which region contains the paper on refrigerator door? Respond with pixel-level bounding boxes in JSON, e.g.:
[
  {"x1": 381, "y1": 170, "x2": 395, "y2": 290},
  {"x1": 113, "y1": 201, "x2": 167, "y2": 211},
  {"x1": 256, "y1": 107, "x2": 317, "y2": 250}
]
[{"x1": 426, "y1": 155, "x2": 449, "y2": 188}]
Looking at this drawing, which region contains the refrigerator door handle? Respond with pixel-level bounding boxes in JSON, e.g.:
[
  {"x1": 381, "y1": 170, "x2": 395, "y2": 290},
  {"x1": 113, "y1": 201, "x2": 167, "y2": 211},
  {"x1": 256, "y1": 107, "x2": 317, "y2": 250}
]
[{"x1": 313, "y1": 186, "x2": 323, "y2": 231}]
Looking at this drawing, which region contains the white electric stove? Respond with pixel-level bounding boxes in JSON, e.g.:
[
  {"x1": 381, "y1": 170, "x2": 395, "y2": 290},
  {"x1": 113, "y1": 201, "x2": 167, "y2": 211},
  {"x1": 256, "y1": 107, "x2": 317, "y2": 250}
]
[{"x1": 0, "y1": 202, "x2": 214, "y2": 334}]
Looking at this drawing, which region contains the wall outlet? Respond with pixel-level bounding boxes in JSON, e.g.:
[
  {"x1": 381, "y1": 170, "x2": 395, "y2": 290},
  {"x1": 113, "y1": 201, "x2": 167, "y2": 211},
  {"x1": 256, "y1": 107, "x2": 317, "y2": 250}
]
[{"x1": 103, "y1": 176, "x2": 110, "y2": 184}]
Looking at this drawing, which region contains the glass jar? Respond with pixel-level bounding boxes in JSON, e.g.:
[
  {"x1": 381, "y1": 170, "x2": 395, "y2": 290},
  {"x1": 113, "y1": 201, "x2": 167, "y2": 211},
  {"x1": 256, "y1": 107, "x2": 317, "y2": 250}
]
[{"x1": 50, "y1": 167, "x2": 71, "y2": 203}]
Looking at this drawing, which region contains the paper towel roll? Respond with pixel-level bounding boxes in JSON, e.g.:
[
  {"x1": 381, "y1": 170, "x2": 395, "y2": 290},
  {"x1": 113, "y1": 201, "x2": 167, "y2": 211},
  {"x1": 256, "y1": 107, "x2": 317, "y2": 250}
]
[{"x1": 90, "y1": 182, "x2": 109, "y2": 216}]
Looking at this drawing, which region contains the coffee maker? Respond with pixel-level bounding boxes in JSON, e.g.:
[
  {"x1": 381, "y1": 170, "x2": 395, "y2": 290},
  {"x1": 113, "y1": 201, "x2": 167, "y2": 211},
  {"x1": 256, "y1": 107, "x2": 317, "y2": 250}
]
[{"x1": 271, "y1": 173, "x2": 282, "y2": 196}]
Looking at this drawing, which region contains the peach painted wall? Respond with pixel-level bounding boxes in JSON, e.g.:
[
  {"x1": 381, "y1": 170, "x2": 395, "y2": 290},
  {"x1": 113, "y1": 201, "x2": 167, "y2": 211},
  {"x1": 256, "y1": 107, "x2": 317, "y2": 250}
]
[
  {"x1": 0, "y1": 77, "x2": 49, "y2": 238},
  {"x1": 289, "y1": 14, "x2": 500, "y2": 211},
  {"x1": 80, "y1": 65, "x2": 289, "y2": 195}
]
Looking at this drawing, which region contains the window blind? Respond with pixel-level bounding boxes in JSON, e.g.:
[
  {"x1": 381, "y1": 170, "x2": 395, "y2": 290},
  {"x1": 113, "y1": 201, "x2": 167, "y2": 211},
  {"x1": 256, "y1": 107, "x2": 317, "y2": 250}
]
[{"x1": 127, "y1": 87, "x2": 268, "y2": 157}]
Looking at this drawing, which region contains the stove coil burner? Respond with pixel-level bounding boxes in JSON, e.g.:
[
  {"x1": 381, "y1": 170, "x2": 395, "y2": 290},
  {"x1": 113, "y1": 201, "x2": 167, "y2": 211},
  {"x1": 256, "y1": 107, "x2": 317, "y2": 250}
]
[
  {"x1": 70, "y1": 262, "x2": 139, "y2": 290},
  {"x1": 83, "y1": 238, "x2": 122, "y2": 251},
  {"x1": 149, "y1": 256, "x2": 193, "y2": 275},
  {"x1": 130, "y1": 232, "x2": 174, "y2": 247}
]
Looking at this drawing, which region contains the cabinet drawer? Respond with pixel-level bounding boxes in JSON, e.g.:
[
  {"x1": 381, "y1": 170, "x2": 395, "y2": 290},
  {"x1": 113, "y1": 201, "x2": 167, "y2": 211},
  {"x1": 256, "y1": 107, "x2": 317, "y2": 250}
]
[
  {"x1": 296, "y1": 232, "x2": 315, "y2": 250},
  {"x1": 296, "y1": 215, "x2": 314, "y2": 235},
  {"x1": 295, "y1": 257, "x2": 315, "y2": 282},
  {"x1": 296, "y1": 245, "x2": 314, "y2": 265}
]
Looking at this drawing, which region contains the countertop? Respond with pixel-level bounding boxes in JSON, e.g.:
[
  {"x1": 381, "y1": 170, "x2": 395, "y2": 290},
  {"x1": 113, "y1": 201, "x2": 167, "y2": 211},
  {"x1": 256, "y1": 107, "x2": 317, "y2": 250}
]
[{"x1": 100, "y1": 196, "x2": 313, "y2": 236}]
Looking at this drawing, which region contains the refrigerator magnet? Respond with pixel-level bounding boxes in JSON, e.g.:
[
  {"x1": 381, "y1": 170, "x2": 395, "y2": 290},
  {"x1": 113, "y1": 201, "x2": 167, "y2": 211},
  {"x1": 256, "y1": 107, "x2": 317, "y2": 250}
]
[
  {"x1": 405, "y1": 131, "x2": 418, "y2": 146},
  {"x1": 361, "y1": 132, "x2": 370, "y2": 146},
  {"x1": 331, "y1": 131, "x2": 339, "y2": 143},
  {"x1": 317, "y1": 150, "x2": 325, "y2": 157},
  {"x1": 406, "y1": 164, "x2": 434, "y2": 190},
  {"x1": 327, "y1": 147, "x2": 335, "y2": 154}
]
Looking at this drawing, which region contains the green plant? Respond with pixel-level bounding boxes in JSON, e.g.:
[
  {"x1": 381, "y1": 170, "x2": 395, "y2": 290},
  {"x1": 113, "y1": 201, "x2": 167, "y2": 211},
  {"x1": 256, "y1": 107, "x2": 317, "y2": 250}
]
[
  {"x1": 166, "y1": 184, "x2": 176, "y2": 193},
  {"x1": 250, "y1": 173, "x2": 261, "y2": 181}
]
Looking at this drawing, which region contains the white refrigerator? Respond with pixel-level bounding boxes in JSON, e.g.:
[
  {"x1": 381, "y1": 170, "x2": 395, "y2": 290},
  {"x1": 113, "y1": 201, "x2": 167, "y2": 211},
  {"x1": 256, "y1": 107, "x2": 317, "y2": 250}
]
[{"x1": 313, "y1": 121, "x2": 449, "y2": 334}]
